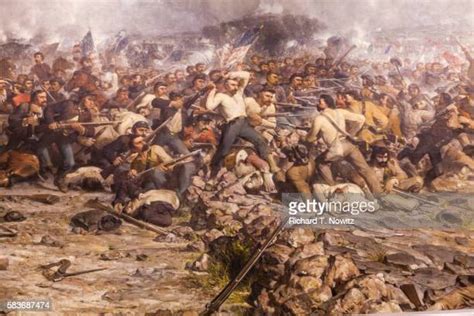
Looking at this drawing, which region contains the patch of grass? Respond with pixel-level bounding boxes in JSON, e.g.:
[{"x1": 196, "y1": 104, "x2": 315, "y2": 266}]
[
  {"x1": 368, "y1": 245, "x2": 388, "y2": 262},
  {"x1": 174, "y1": 208, "x2": 192, "y2": 224},
  {"x1": 186, "y1": 238, "x2": 257, "y2": 305},
  {"x1": 461, "y1": 218, "x2": 474, "y2": 231}
]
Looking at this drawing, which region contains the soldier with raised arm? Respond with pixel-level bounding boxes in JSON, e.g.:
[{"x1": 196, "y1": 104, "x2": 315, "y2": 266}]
[{"x1": 206, "y1": 71, "x2": 283, "y2": 180}]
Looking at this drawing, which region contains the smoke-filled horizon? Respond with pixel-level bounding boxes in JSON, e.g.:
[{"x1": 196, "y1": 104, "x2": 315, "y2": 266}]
[{"x1": 0, "y1": 0, "x2": 473, "y2": 46}]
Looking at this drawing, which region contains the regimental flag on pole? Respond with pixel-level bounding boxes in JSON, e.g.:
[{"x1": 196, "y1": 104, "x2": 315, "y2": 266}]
[
  {"x1": 40, "y1": 42, "x2": 60, "y2": 57},
  {"x1": 111, "y1": 30, "x2": 129, "y2": 54},
  {"x1": 80, "y1": 30, "x2": 95, "y2": 57},
  {"x1": 216, "y1": 25, "x2": 262, "y2": 69}
]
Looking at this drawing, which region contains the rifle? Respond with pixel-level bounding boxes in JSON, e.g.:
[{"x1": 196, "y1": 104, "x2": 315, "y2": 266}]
[
  {"x1": 201, "y1": 216, "x2": 289, "y2": 315},
  {"x1": 295, "y1": 86, "x2": 338, "y2": 93},
  {"x1": 55, "y1": 120, "x2": 123, "y2": 137},
  {"x1": 262, "y1": 112, "x2": 314, "y2": 118},
  {"x1": 275, "y1": 102, "x2": 306, "y2": 108},
  {"x1": 85, "y1": 198, "x2": 168, "y2": 235},
  {"x1": 294, "y1": 97, "x2": 318, "y2": 107},
  {"x1": 126, "y1": 88, "x2": 152, "y2": 110},
  {"x1": 184, "y1": 87, "x2": 212, "y2": 109},
  {"x1": 58, "y1": 121, "x2": 122, "y2": 127},
  {"x1": 136, "y1": 149, "x2": 202, "y2": 177},
  {"x1": 278, "y1": 122, "x2": 311, "y2": 131},
  {"x1": 33, "y1": 76, "x2": 57, "y2": 103},
  {"x1": 126, "y1": 72, "x2": 169, "y2": 110},
  {"x1": 100, "y1": 116, "x2": 173, "y2": 178},
  {"x1": 330, "y1": 44, "x2": 357, "y2": 70},
  {"x1": 210, "y1": 170, "x2": 260, "y2": 199},
  {"x1": 295, "y1": 95, "x2": 320, "y2": 100},
  {"x1": 390, "y1": 57, "x2": 407, "y2": 88},
  {"x1": 191, "y1": 142, "x2": 252, "y2": 149},
  {"x1": 418, "y1": 103, "x2": 456, "y2": 128}
]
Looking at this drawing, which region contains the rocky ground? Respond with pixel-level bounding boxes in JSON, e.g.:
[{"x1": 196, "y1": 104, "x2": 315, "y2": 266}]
[
  {"x1": 1, "y1": 175, "x2": 473, "y2": 315},
  {"x1": 0, "y1": 181, "x2": 215, "y2": 315},
  {"x1": 186, "y1": 174, "x2": 474, "y2": 314}
]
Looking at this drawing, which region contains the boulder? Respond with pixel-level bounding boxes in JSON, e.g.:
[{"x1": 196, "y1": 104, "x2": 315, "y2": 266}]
[
  {"x1": 411, "y1": 268, "x2": 457, "y2": 290},
  {"x1": 412, "y1": 244, "x2": 456, "y2": 267},
  {"x1": 201, "y1": 229, "x2": 224, "y2": 244},
  {"x1": 283, "y1": 228, "x2": 315, "y2": 248},
  {"x1": 292, "y1": 255, "x2": 329, "y2": 278},
  {"x1": 385, "y1": 252, "x2": 424, "y2": 270},
  {"x1": 262, "y1": 244, "x2": 294, "y2": 266},
  {"x1": 454, "y1": 254, "x2": 474, "y2": 268},
  {"x1": 332, "y1": 255, "x2": 360, "y2": 284},
  {"x1": 400, "y1": 283, "x2": 425, "y2": 308}
]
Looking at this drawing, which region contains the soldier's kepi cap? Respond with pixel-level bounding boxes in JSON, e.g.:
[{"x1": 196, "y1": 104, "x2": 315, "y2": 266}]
[
  {"x1": 132, "y1": 121, "x2": 149, "y2": 130},
  {"x1": 195, "y1": 114, "x2": 213, "y2": 122}
]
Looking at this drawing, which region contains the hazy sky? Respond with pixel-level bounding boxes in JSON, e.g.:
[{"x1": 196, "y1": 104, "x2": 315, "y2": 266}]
[{"x1": 0, "y1": 0, "x2": 472, "y2": 44}]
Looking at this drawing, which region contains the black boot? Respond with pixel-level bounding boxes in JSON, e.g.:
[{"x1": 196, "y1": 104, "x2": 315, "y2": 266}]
[{"x1": 54, "y1": 176, "x2": 68, "y2": 193}]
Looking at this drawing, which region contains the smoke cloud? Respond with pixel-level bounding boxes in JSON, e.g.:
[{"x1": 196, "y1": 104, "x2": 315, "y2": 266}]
[{"x1": 0, "y1": 0, "x2": 472, "y2": 47}]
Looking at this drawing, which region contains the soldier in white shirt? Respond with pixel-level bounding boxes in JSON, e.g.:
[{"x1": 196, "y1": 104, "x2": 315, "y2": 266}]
[
  {"x1": 206, "y1": 71, "x2": 281, "y2": 178},
  {"x1": 306, "y1": 94, "x2": 383, "y2": 195}
]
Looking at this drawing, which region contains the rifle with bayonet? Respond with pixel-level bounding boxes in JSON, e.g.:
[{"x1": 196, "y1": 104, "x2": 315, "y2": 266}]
[
  {"x1": 85, "y1": 198, "x2": 168, "y2": 235},
  {"x1": 100, "y1": 116, "x2": 173, "y2": 178},
  {"x1": 201, "y1": 216, "x2": 289, "y2": 315}
]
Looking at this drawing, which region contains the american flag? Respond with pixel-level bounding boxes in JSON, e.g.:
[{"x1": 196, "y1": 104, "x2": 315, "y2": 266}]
[
  {"x1": 216, "y1": 25, "x2": 262, "y2": 69},
  {"x1": 80, "y1": 30, "x2": 95, "y2": 57},
  {"x1": 112, "y1": 30, "x2": 129, "y2": 54}
]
